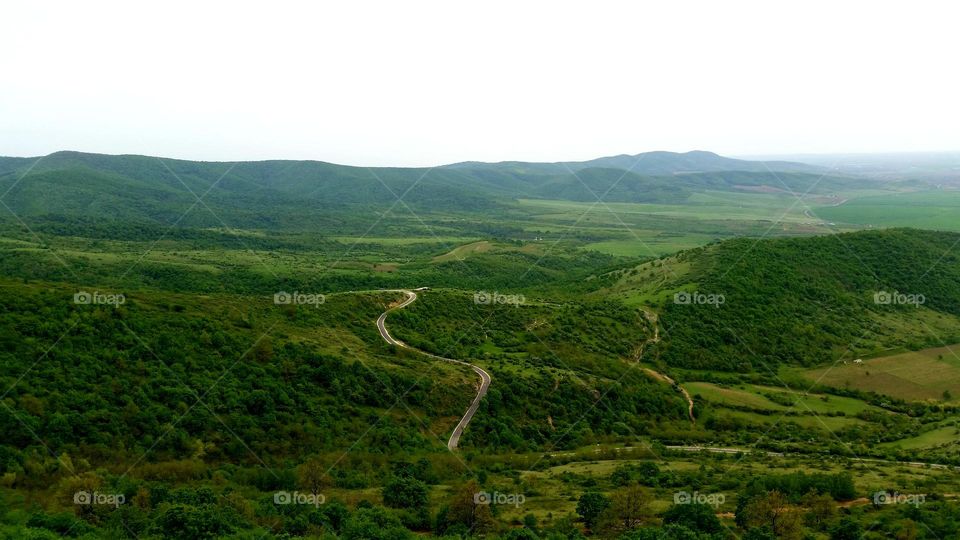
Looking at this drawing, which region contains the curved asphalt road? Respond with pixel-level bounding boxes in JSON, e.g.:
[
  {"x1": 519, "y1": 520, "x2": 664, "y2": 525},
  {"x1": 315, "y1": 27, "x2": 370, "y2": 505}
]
[{"x1": 376, "y1": 290, "x2": 491, "y2": 451}]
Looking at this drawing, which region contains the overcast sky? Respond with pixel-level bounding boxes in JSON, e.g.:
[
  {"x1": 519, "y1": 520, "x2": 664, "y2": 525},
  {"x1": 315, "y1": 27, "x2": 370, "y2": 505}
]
[{"x1": 2, "y1": 1, "x2": 958, "y2": 166}]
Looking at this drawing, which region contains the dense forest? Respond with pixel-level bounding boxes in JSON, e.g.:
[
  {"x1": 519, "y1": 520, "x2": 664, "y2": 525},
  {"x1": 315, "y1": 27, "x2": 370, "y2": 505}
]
[{"x1": 654, "y1": 229, "x2": 960, "y2": 370}]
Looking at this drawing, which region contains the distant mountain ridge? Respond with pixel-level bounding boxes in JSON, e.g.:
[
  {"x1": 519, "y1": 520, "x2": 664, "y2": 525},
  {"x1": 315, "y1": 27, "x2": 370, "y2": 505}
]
[
  {"x1": 446, "y1": 149, "x2": 822, "y2": 175},
  {"x1": 0, "y1": 150, "x2": 855, "y2": 232}
]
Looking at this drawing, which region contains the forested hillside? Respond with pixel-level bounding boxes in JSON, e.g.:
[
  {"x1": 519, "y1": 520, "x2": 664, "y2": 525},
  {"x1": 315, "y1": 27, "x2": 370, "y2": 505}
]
[
  {"x1": 0, "y1": 151, "x2": 860, "y2": 234},
  {"x1": 648, "y1": 229, "x2": 960, "y2": 370}
]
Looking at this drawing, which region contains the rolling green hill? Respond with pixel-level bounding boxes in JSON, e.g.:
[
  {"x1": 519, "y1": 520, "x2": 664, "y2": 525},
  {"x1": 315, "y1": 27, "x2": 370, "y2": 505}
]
[
  {"x1": 617, "y1": 229, "x2": 960, "y2": 371},
  {"x1": 0, "y1": 151, "x2": 863, "y2": 235}
]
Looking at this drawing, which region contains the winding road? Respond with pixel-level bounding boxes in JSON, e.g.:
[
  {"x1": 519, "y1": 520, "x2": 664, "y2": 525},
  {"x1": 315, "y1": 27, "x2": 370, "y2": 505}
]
[{"x1": 376, "y1": 290, "x2": 491, "y2": 451}]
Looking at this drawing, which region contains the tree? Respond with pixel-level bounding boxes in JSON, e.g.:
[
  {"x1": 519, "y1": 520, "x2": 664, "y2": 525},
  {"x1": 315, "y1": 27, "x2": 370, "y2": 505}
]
[
  {"x1": 502, "y1": 528, "x2": 540, "y2": 540},
  {"x1": 296, "y1": 456, "x2": 328, "y2": 497},
  {"x1": 739, "y1": 491, "x2": 803, "y2": 540},
  {"x1": 152, "y1": 504, "x2": 236, "y2": 540},
  {"x1": 576, "y1": 492, "x2": 610, "y2": 530},
  {"x1": 619, "y1": 524, "x2": 708, "y2": 540},
  {"x1": 252, "y1": 337, "x2": 273, "y2": 363},
  {"x1": 382, "y1": 476, "x2": 428, "y2": 509},
  {"x1": 343, "y1": 506, "x2": 411, "y2": 540},
  {"x1": 636, "y1": 462, "x2": 661, "y2": 486},
  {"x1": 893, "y1": 519, "x2": 918, "y2": 540},
  {"x1": 801, "y1": 490, "x2": 836, "y2": 530},
  {"x1": 601, "y1": 485, "x2": 650, "y2": 533},
  {"x1": 444, "y1": 480, "x2": 495, "y2": 534},
  {"x1": 662, "y1": 502, "x2": 722, "y2": 534},
  {"x1": 741, "y1": 527, "x2": 777, "y2": 540},
  {"x1": 830, "y1": 517, "x2": 863, "y2": 540},
  {"x1": 523, "y1": 513, "x2": 540, "y2": 535}
]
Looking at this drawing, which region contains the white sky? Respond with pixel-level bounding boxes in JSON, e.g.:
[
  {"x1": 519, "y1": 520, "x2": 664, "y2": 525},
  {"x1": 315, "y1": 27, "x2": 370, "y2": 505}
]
[{"x1": 1, "y1": 1, "x2": 958, "y2": 166}]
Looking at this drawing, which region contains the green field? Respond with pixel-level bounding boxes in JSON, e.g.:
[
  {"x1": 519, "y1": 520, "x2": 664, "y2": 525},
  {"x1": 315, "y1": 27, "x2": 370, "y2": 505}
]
[
  {"x1": 716, "y1": 409, "x2": 867, "y2": 432},
  {"x1": 881, "y1": 425, "x2": 960, "y2": 450},
  {"x1": 518, "y1": 192, "x2": 818, "y2": 223},
  {"x1": 817, "y1": 190, "x2": 960, "y2": 231},
  {"x1": 686, "y1": 382, "x2": 789, "y2": 411},
  {"x1": 804, "y1": 344, "x2": 960, "y2": 403},
  {"x1": 686, "y1": 382, "x2": 876, "y2": 433},
  {"x1": 583, "y1": 233, "x2": 718, "y2": 257}
]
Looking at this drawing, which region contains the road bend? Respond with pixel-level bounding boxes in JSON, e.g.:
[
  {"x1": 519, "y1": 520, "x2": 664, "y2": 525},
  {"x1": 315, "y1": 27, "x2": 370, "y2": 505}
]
[{"x1": 376, "y1": 290, "x2": 491, "y2": 451}]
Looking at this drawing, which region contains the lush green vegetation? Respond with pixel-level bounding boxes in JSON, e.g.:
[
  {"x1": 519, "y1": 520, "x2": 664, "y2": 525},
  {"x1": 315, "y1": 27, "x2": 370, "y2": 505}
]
[
  {"x1": 4, "y1": 151, "x2": 960, "y2": 538},
  {"x1": 647, "y1": 229, "x2": 960, "y2": 370}
]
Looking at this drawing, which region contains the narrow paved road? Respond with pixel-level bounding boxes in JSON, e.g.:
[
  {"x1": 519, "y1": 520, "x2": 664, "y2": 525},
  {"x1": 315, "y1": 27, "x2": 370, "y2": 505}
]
[{"x1": 376, "y1": 290, "x2": 491, "y2": 451}]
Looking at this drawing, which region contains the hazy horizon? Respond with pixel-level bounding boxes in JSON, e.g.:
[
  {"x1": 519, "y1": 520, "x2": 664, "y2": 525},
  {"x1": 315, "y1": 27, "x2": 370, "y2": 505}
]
[
  {"x1": 3, "y1": 1, "x2": 958, "y2": 166},
  {"x1": 3, "y1": 147, "x2": 959, "y2": 170}
]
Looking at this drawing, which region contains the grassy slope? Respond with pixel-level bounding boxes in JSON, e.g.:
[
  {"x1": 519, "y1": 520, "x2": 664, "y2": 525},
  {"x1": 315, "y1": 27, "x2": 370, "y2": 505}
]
[{"x1": 803, "y1": 344, "x2": 960, "y2": 403}]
